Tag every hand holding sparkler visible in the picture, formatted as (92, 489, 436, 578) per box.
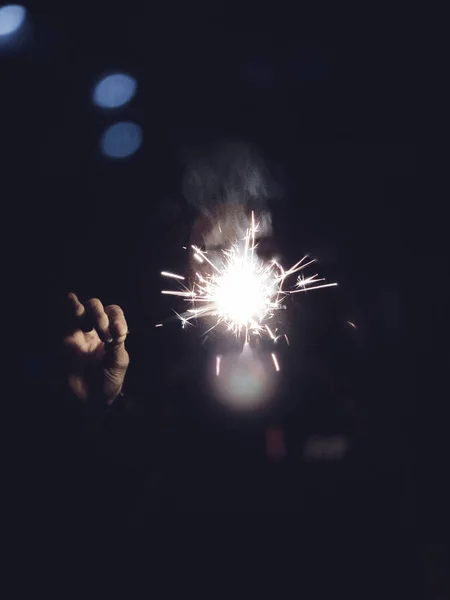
(64, 293, 129, 406)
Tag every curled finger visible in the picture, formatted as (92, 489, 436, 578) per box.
(105, 304, 128, 345)
(85, 298, 112, 343)
(67, 292, 88, 333)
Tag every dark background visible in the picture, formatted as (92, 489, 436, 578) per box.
(4, 1, 447, 595)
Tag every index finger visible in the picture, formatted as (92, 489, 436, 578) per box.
(68, 292, 86, 319)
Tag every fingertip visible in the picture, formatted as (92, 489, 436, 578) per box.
(68, 292, 82, 306)
(106, 334, 126, 349)
(110, 323, 128, 342)
(68, 292, 86, 319)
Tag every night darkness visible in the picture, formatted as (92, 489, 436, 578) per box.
(5, 2, 447, 595)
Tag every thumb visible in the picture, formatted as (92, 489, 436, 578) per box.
(104, 340, 130, 371)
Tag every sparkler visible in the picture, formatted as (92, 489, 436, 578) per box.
(161, 212, 337, 370)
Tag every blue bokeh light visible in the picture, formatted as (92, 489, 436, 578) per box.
(101, 122, 143, 159)
(93, 73, 137, 109)
(0, 4, 26, 36)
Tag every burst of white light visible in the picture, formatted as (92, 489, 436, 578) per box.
(161, 212, 337, 350)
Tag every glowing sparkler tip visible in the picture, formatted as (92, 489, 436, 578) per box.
(161, 211, 338, 369)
